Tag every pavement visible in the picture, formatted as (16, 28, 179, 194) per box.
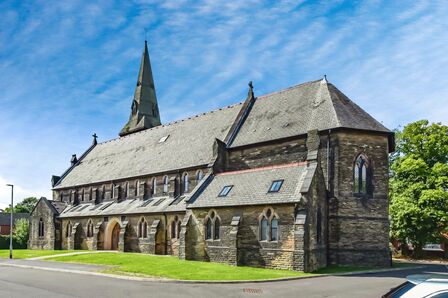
(0, 259, 447, 297)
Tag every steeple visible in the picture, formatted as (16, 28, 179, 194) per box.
(119, 41, 161, 136)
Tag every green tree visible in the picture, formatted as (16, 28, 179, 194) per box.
(4, 197, 38, 213)
(389, 120, 448, 257)
(13, 218, 29, 247)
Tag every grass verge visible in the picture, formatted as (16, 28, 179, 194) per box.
(48, 252, 314, 281)
(0, 249, 78, 259)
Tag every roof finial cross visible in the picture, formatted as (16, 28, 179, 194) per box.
(92, 133, 98, 145)
(248, 81, 254, 99)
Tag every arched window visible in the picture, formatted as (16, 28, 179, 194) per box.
(87, 220, 94, 237)
(171, 221, 176, 238)
(214, 217, 220, 240)
(152, 178, 157, 195)
(171, 215, 181, 239)
(204, 211, 220, 240)
(163, 176, 169, 193)
(183, 173, 189, 193)
(138, 217, 147, 238)
(38, 218, 44, 237)
(66, 221, 72, 238)
(354, 154, 369, 194)
(196, 170, 203, 182)
(259, 208, 279, 242)
(271, 218, 278, 241)
(316, 207, 322, 244)
(205, 218, 212, 240)
(260, 217, 268, 241)
(177, 221, 181, 238)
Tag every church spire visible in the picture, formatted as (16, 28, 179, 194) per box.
(119, 41, 161, 136)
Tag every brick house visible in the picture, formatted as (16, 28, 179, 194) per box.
(29, 41, 394, 272)
(0, 213, 29, 235)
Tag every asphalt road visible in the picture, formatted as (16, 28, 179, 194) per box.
(0, 263, 446, 298)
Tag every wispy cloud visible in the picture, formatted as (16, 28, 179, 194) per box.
(0, 0, 447, 207)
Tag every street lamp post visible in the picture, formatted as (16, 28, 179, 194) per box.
(6, 184, 13, 259)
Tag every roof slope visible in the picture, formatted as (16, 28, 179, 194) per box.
(55, 104, 242, 188)
(188, 163, 309, 208)
(0, 213, 30, 225)
(230, 79, 390, 147)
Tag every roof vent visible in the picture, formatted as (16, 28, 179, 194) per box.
(159, 135, 170, 143)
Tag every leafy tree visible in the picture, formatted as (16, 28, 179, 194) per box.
(389, 120, 448, 257)
(4, 197, 38, 213)
(13, 218, 29, 247)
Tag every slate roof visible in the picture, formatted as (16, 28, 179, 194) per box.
(55, 103, 242, 189)
(187, 163, 311, 208)
(0, 213, 30, 225)
(59, 196, 186, 218)
(230, 79, 390, 147)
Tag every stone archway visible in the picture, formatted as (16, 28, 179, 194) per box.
(111, 222, 120, 251)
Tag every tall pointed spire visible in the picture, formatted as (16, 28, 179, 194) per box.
(120, 41, 161, 136)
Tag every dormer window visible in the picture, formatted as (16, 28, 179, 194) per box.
(268, 180, 283, 193)
(218, 185, 233, 197)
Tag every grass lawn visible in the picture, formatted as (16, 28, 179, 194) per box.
(0, 249, 78, 259)
(48, 252, 315, 281)
(47, 252, 412, 281)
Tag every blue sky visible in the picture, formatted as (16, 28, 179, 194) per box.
(0, 0, 447, 208)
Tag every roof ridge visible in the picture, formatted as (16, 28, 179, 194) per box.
(97, 102, 244, 145)
(320, 79, 342, 127)
(256, 79, 323, 100)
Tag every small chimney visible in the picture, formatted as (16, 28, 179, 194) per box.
(71, 154, 78, 166)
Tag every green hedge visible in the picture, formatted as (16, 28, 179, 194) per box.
(0, 235, 27, 249)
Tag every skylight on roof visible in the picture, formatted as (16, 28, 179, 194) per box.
(268, 180, 284, 193)
(218, 185, 233, 197)
(159, 135, 170, 143)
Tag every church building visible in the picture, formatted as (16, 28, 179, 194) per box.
(28, 41, 394, 272)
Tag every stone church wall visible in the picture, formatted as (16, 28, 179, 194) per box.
(28, 200, 59, 250)
(328, 131, 391, 267)
(226, 138, 307, 171)
(190, 204, 306, 271)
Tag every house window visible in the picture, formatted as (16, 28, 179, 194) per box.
(268, 180, 284, 193)
(87, 220, 94, 237)
(259, 208, 279, 242)
(38, 218, 44, 237)
(152, 178, 157, 195)
(205, 211, 220, 240)
(196, 170, 204, 182)
(138, 217, 147, 238)
(354, 154, 370, 195)
(163, 176, 169, 193)
(218, 185, 233, 197)
(183, 173, 189, 194)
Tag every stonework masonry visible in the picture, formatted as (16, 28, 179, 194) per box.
(28, 42, 394, 272)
